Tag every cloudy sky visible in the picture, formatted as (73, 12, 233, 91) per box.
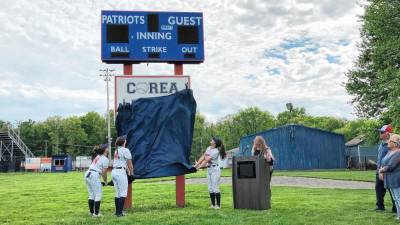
(0, 0, 364, 123)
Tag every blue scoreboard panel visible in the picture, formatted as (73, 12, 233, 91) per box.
(101, 11, 204, 63)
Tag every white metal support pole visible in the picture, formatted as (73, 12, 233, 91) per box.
(100, 69, 115, 163)
(106, 76, 111, 160)
(44, 140, 48, 157)
(0, 141, 3, 161)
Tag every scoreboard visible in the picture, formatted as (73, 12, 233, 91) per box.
(101, 11, 204, 63)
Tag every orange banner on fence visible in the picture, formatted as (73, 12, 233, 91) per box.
(40, 158, 51, 164)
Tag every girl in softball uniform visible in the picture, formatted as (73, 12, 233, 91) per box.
(194, 137, 226, 209)
(111, 135, 134, 217)
(84, 144, 109, 217)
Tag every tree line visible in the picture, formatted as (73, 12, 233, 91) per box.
(0, 106, 389, 162)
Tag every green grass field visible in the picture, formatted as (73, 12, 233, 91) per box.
(0, 171, 396, 225)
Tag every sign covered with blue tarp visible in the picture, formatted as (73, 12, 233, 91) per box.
(116, 89, 197, 178)
(101, 11, 204, 63)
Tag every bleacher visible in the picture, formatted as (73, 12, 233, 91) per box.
(0, 124, 34, 172)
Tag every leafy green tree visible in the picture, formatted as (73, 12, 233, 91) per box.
(60, 117, 88, 155)
(80, 112, 107, 147)
(43, 116, 64, 155)
(191, 114, 210, 161)
(18, 120, 42, 156)
(334, 119, 380, 145)
(299, 116, 346, 132)
(276, 107, 346, 133)
(345, 0, 400, 128)
(0, 120, 6, 131)
(380, 101, 400, 134)
(214, 107, 275, 150)
(276, 107, 307, 126)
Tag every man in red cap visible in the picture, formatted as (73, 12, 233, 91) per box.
(374, 124, 396, 212)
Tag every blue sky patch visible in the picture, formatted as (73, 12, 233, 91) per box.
(245, 74, 257, 81)
(264, 48, 287, 61)
(304, 44, 320, 53)
(338, 39, 351, 46)
(267, 68, 280, 75)
(265, 37, 319, 62)
(326, 54, 340, 64)
(280, 37, 312, 50)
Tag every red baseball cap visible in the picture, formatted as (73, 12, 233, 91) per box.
(378, 124, 393, 133)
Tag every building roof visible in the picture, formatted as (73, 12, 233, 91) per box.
(240, 124, 344, 141)
(345, 136, 364, 147)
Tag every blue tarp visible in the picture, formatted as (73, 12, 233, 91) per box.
(116, 89, 197, 178)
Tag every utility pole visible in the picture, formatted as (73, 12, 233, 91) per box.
(44, 140, 48, 157)
(100, 68, 115, 163)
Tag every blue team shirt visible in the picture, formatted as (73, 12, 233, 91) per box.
(377, 141, 389, 169)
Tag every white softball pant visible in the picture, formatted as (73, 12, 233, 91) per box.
(84, 171, 102, 201)
(207, 166, 221, 193)
(112, 168, 128, 198)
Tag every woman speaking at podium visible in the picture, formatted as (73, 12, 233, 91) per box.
(252, 136, 275, 182)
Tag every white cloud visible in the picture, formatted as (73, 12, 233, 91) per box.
(0, 0, 362, 122)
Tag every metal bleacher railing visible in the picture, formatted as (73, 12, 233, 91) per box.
(5, 124, 34, 158)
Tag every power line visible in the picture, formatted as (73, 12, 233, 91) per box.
(24, 142, 94, 148)
(54, 143, 94, 148)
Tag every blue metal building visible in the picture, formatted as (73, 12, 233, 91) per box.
(239, 125, 346, 170)
(51, 155, 74, 172)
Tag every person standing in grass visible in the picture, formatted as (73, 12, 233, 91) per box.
(194, 137, 226, 209)
(111, 135, 134, 217)
(374, 124, 396, 212)
(252, 136, 275, 182)
(84, 144, 109, 217)
(379, 134, 400, 220)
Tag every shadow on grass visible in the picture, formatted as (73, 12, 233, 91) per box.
(125, 202, 196, 213)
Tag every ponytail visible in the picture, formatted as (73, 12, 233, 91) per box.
(91, 145, 100, 161)
(91, 143, 108, 160)
(212, 137, 226, 159)
(115, 136, 126, 148)
(219, 143, 226, 159)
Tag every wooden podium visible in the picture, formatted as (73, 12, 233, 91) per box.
(232, 155, 271, 210)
